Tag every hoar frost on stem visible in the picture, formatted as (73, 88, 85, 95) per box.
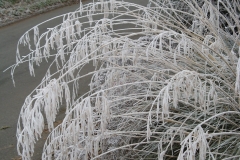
(8, 0, 240, 159)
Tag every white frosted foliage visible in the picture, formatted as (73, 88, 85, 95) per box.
(8, 0, 240, 159)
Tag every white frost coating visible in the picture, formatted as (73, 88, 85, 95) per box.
(235, 58, 240, 94)
(8, 0, 240, 159)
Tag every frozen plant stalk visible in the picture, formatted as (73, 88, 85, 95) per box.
(8, 0, 240, 159)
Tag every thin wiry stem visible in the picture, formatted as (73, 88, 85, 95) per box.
(9, 0, 240, 159)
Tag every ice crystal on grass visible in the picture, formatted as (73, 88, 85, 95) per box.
(8, 0, 240, 159)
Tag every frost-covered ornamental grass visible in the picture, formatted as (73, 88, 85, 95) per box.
(8, 0, 240, 159)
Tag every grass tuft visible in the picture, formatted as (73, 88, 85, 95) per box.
(8, 0, 240, 159)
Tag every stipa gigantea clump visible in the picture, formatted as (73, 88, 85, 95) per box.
(7, 0, 240, 159)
